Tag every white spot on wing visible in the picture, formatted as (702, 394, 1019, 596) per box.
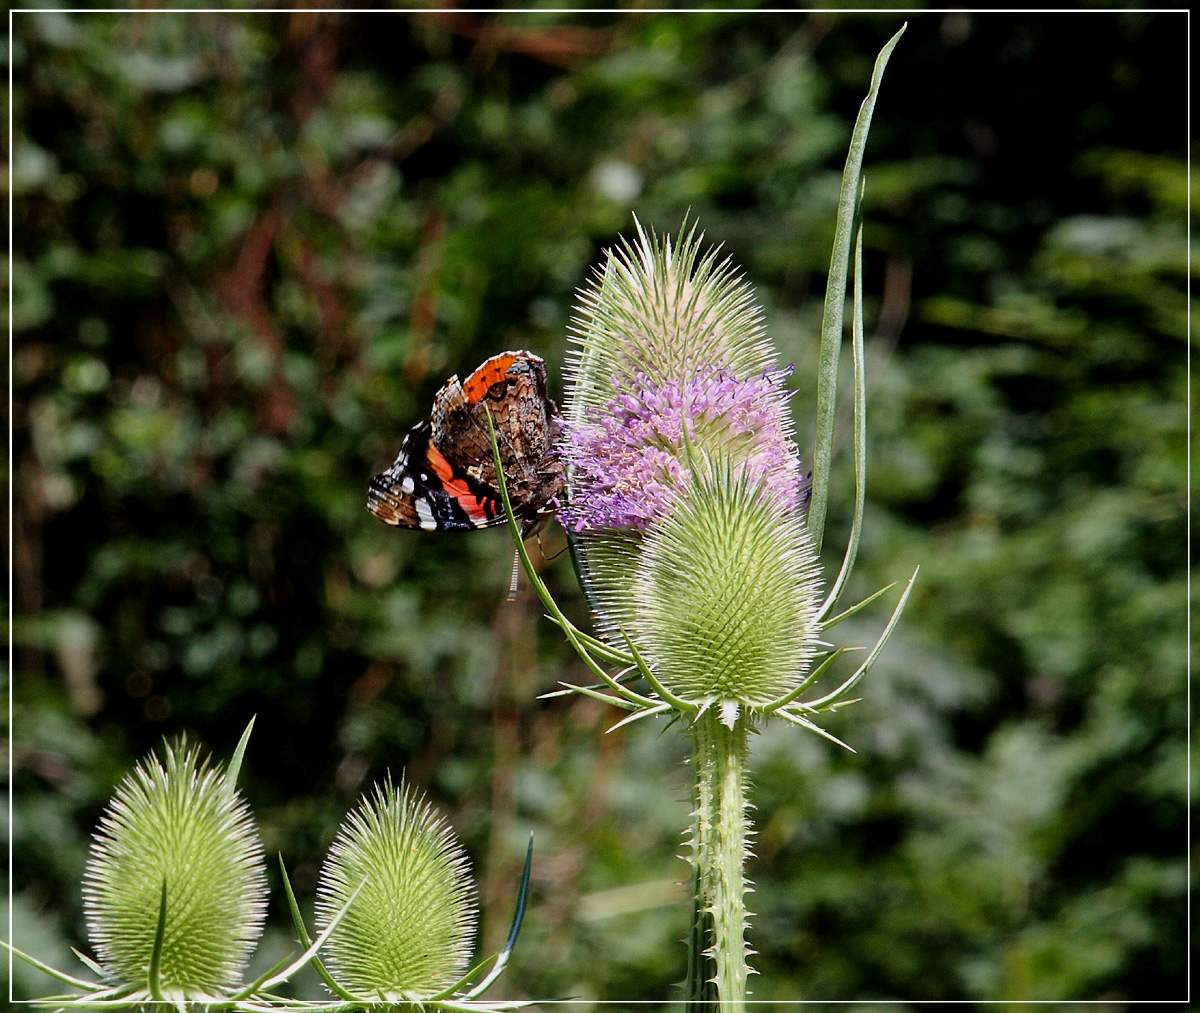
(401, 476, 415, 494)
(415, 499, 437, 530)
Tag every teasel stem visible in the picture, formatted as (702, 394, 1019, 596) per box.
(691, 709, 751, 1010)
(686, 731, 717, 1011)
(684, 861, 716, 1010)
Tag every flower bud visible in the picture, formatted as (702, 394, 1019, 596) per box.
(316, 778, 477, 999)
(82, 739, 267, 996)
(629, 467, 823, 708)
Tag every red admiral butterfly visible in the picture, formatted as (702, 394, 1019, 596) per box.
(368, 350, 565, 538)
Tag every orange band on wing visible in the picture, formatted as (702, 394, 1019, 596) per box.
(456, 495, 493, 524)
(425, 444, 473, 497)
(462, 351, 520, 402)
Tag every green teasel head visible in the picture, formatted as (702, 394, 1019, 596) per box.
(81, 735, 268, 998)
(630, 463, 823, 712)
(315, 776, 478, 1000)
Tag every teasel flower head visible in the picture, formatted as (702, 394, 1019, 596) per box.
(558, 220, 828, 721)
(315, 777, 478, 1000)
(81, 733, 268, 999)
(487, 217, 916, 741)
(496, 31, 911, 1008)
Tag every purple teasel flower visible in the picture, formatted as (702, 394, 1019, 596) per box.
(560, 365, 810, 533)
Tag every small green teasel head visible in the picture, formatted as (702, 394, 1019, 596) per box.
(315, 776, 478, 1000)
(289, 772, 535, 1011)
(3, 721, 355, 1007)
(82, 728, 268, 1001)
(628, 462, 823, 712)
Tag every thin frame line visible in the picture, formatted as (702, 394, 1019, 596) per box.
(5, 7, 1196, 13)
(8, 4, 16, 1004)
(1185, 7, 1192, 1008)
(2, 5, 1190, 1003)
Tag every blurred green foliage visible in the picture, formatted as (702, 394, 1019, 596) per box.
(6, 9, 1188, 1005)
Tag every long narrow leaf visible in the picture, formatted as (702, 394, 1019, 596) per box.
(259, 878, 368, 992)
(558, 620, 658, 709)
(229, 953, 296, 1003)
(617, 625, 694, 712)
(505, 835, 535, 958)
(278, 854, 314, 948)
(224, 716, 255, 790)
(537, 665, 637, 698)
(763, 646, 852, 714)
(462, 836, 534, 1000)
(483, 408, 578, 632)
(274, 856, 357, 1001)
(605, 701, 673, 733)
(485, 409, 657, 710)
(427, 953, 499, 1002)
(775, 707, 856, 753)
(820, 580, 896, 631)
(69, 948, 112, 983)
(545, 616, 633, 665)
(818, 218, 868, 621)
(539, 681, 638, 710)
(807, 24, 906, 553)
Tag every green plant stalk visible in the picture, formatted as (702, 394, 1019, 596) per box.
(691, 710, 750, 1010)
(684, 862, 716, 1010)
(686, 720, 718, 1010)
(807, 23, 905, 554)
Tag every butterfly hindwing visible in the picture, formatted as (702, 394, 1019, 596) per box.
(368, 350, 565, 536)
(367, 421, 505, 531)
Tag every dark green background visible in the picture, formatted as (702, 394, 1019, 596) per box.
(7, 9, 1189, 1005)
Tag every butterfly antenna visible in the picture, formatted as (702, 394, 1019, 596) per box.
(507, 548, 521, 602)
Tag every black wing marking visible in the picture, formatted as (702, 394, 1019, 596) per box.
(367, 421, 506, 531)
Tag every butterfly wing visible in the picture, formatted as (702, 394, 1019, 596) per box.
(367, 421, 506, 531)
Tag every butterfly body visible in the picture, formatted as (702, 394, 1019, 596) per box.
(368, 351, 564, 537)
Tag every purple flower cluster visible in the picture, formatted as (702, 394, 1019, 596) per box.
(560, 366, 806, 533)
